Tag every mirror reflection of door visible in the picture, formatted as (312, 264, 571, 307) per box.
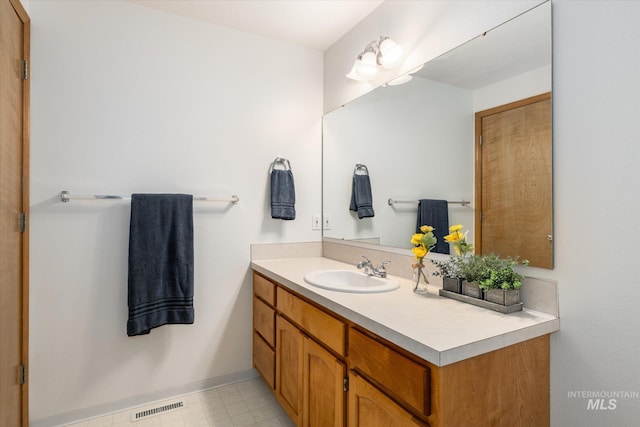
(474, 93, 552, 268)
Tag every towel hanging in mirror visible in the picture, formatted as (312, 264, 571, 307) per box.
(350, 163, 374, 218)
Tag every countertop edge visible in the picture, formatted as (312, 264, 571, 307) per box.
(251, 259, 559, 367)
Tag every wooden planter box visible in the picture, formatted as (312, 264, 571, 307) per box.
(442, 277, 462, 294)
(438, 289, 523, 314)
(462, 280, 483, 299)
(485, 289, 520, 306)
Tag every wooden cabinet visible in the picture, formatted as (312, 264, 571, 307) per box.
(253, 274, 276, 388)
(274, 314, 346, 427)
(348, 371, 426, 427)
(253, 271, 551, 427)
(302, 336, 345, 427)
(255, 273, 346, 427)
(277, 287, 345, 356)
(275, 315, 304, 425)
(349, 328, 430, 417)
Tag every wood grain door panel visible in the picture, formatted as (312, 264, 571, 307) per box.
(1, 1, 29, 425)
(476, 93, 552, 268)
(302, 337, 345, 427)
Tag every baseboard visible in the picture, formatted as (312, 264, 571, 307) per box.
(30, 369, 259, 427)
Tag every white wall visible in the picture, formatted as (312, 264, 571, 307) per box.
(324, 0, 640, 425)
(473, 64, 552, 111)
(551, 1, 640, 424)
(29, 0, 322, 421)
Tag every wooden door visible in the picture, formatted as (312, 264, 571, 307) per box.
(347, 372, 425, 427)
(475, 93, 552, 268)
(302, 337, 345, 427)
(275, 315, 303, 426)
(0, 0, 30, 425)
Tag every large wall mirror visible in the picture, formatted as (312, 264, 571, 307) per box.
(322, 1, 552, 268)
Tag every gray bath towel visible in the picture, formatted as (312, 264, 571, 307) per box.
(271, 169, 296, 220)
(350, 175, 375, 219)
(416, 199, 450, 254)
(127, 194, 194, 336)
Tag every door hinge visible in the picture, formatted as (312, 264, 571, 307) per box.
(19, 364, 27, 385)
(19, 212, 27, 233)
(21, 60, 29, 80)
(479, 134, 483, 146)
(343, 376, 349, 392)
(479, 212, 483, 222)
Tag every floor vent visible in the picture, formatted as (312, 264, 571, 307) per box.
(130, 400, 186, 422)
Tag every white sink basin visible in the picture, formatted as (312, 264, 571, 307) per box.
(303, 270, 400, 293)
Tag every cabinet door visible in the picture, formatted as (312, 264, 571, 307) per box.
(276, 315, 303, 426)
(348, 372, 426, 427)
(253, 332, 275, 389)
(303, 337, 345, 427)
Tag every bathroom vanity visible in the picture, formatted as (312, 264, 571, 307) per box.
(251, 257, 558, 427)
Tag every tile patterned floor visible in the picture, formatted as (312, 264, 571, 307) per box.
(65, 378, 295, 427)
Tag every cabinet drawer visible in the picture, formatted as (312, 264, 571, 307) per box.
(277, 287, 346, 356)
(254, 296, 275, 347)
(254, 272, 276, 306)
(348, 371, 427, 427)
(349, 328, 430, 416)
(253, 332, 275, 389)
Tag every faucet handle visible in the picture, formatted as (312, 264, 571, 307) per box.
(375, 260, 390, 278)
(378, 260, 391, 270)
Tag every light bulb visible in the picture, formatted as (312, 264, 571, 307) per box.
(379, 38, 403, 69)
(346, 59, 368, 81)
(356, 51, 379, 80)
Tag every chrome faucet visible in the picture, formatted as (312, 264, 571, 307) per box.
(356, 256, 390, 278)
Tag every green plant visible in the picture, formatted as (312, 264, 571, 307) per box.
(459, 254, 490, 283)
(432, 224, 474, 279)
(476, 254, 529, 291)
(431, 256, 463, 279)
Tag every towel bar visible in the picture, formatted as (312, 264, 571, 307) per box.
(270, 156, 291, 172)
(353, 163, 369, 175)
(60, 191, 239, 204)
(388, 198, 470, 207)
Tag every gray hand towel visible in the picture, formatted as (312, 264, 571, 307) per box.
(271, 169, 296, 220)
(350, 174, 375, 219)
(127, 194, 194, 336)
(417, 199, 450, 254)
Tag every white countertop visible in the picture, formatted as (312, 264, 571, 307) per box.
(251, 257, 559, 367)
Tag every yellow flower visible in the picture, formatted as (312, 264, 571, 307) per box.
(412, 246, 427, 259)
(420, 225, 434, 233)
(411, 233, 423, 245)
(444, 225, 474, 257)
(444, 232, 462, 243)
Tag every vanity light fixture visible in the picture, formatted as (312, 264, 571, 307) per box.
(346, 36, 404, 82)
(384, 64, 425, 87)
(386, 74, 412, 86)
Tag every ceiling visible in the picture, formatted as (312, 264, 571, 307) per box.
(129, 0, 384, 52)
